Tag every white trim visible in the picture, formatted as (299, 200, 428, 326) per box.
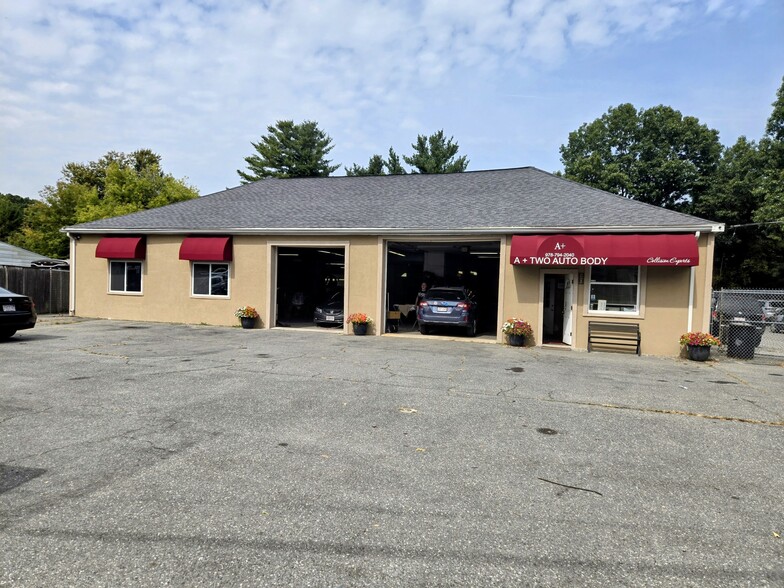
(266, 244, 275, 330)
(68, 234, 76, 315)
(62, 224, 725, 236)
(583, 266, 646, 318)
(267, 241, 350, 334)
(496, 237, 508, 344)
(382, 237, 504, 339)
(687, 266, 695, 332)
(190, 262, 231, 299)
(538, 269, 577, 349)
(107, 260, 144, 295)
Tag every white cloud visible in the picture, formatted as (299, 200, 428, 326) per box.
(0, 0, 775, 197)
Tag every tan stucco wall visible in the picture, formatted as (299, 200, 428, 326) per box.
(73, 231, 717, 355)
(73, 234, 268, 326)
(345, 236, 382, 335)
(72, 234, 383, 333)
(499, 233, 717, 356)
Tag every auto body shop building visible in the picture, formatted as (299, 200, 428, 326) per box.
(64, 167, 723, 356)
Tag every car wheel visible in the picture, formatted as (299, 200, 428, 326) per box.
(419, 324, 429, 335)
(0, 329, 17, 340)
(466, 319, 477, 337)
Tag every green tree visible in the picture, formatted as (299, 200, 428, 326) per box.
(346, 133, 467, 176)
(385, 147, 407, 175)
(693, 137, 772, 286)
(10, 182, 91, 258)
(690, 78, 784, 287)
(403, 130, 469, 174)
(345, 148, 409, 176)
(345, 154, 386, 177)
(754, 77, 784, 232)
(8, 150, 198, 258)
(560, 104, 722, 210)
(0, 193, 35, 241)
(76, 163, 198, 223)
(238, 120, 339, 182)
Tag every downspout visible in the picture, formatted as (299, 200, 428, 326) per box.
(68, 233, 76, 316)
(687, 231, 699, 332)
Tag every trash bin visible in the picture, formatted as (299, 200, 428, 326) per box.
(725, 322, 760, 359)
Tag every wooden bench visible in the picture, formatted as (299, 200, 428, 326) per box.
(588, 321, 641, 355)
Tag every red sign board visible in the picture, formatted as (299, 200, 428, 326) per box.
(510, 234, 698, 266)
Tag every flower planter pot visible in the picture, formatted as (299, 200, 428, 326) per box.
(687, 344, 711, 361)
(352, 323, 368, 336)
(240, 316, 256, 329)
(507, 334, 525, 347)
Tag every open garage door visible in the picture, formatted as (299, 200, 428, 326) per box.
(385, 241, 501, 337)
(275, 246, 345, 329)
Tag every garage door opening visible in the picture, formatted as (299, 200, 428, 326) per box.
(385, 241, 500, 337)
(274, 247, 345, 329)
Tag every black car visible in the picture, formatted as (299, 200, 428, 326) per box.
(417, 286, 478, 336)
(313, 290, 344, 327)
(0, 287, 37, 340)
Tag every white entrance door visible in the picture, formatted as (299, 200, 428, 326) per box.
(562, 275, 573, 345)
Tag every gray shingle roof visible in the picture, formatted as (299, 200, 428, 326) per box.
(64, 167, 721, 234)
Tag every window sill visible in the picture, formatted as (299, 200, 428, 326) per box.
(108, 291, 144, 296)
(584, 311, 641, 319)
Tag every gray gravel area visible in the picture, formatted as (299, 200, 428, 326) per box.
(1, 319, 783, 586)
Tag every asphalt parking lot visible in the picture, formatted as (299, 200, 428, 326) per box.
(2, 319, 783, 586)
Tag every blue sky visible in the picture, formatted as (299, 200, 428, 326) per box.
(1, 0, 782, 199)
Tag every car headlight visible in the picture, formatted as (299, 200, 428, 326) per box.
(315, 307, 323, 313)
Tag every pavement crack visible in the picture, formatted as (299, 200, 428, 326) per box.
(737, 396, 783, 419)
(538, 477, 603, 496)
(0, 406, 52, 426)
(77, 346, 130, 363)
(542, 398, 784, 427)
(496, 381, 519, 397)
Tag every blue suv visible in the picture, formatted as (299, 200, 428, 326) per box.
(417, 287, 478, 337)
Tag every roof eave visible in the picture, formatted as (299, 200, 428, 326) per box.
(64, 223, 724, 236)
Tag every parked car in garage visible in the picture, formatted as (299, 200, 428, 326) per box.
(417, 286, 478, 336)
(313, 290, 344, 327)
(0, 287, 37, 340)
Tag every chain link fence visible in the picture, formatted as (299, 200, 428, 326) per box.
(711, 289, 784, 360)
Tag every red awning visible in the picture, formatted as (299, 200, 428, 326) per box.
(179, 237, 232, 261)
(95, 237, 146, 259)
(509, 234, 698, 267)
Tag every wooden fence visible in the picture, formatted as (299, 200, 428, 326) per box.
(1, 266, 70, 314)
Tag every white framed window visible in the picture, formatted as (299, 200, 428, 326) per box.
(109, 261, 143, 294)
(588, 266, 640, 314)
(192, 263, 229, 297)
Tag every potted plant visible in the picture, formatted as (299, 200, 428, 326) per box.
(346, 313, 372, 335)
(502, 318, 533, 346)
(679, 331, 720, 361)
(235, 306, 259, 329)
